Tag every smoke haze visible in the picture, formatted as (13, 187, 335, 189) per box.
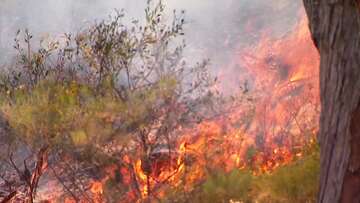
(0, 0, 304, 86)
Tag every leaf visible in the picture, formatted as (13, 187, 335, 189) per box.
(71, 130, 88, 146)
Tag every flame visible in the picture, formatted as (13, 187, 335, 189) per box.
(135, 160, 147, 182)
(133, 141, 188, 198)
(133, 11, 319, 195)
(41, 8, 320, 203)
(84, 12, 320, 201)
(90, 181, 103, 195)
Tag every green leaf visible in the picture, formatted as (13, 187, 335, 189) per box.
(71, 130, 88, 146)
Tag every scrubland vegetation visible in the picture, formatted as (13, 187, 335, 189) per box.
(0, 1, 319, 202)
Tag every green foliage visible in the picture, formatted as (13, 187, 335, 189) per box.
(199, 170, 253, 203)
(0, 76, 179, 153)
(245, 145, 257, 161)
(255, 146, 320, 202)
(2, 81, 97, 149)
(71, 130, 88, 146)
(0, 0, 216, 169)
(178, 146, 319, 203)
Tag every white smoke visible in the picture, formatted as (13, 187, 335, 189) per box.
(0, 0, 303, 81)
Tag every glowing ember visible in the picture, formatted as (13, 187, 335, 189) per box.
(90, 181, 103, 195)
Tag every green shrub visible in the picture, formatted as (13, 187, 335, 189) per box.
(169, 145, 319, 203)
(255, 146, 319, 202)
(200, 170, 253, 203)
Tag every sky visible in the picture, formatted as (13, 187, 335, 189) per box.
(0, 0, 304, 85)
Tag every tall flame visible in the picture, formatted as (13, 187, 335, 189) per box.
(132, 10, 319, 199)
(50, 9, 319, 203)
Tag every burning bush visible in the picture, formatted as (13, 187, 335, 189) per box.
(0, 1, 217, 201)
(163, 144, 319, 203)
(0, 1, 320, 202)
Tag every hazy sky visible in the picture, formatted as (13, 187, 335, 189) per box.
(0, 0, 304, 80)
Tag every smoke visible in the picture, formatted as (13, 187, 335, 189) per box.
(0, 0, 303, 84)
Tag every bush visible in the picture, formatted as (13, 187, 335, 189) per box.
(0, 1, 217, 201)
(177, 145, 319, 203)
(255, 145, 319, 202)
(199, 170, 253, 203)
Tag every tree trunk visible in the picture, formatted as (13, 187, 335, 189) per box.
(303, 0, 360, 202)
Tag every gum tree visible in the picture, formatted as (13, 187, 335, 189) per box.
(303, 0, 360, 202)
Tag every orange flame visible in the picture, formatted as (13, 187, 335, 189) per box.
(90, 181, 103, 195)
(46, 9, 320, 203)
(96, 11, 319, 202)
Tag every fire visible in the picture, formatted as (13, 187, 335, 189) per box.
(133, 141, 187, 198)
(64, 198, 77, 203)
(90, 181, 103, 195)
(131, 10, 319, 199)
(135, 160, 148, 182)
(46, 9, 319, 203)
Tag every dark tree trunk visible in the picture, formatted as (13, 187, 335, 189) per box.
(303, 0, 360, 202)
